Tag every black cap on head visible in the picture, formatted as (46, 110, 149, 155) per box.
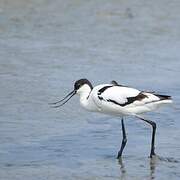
(74, 79, 93, 90)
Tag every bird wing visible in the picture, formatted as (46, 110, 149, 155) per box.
(90, 84, 172, 115)
(91, 85, 141, 108)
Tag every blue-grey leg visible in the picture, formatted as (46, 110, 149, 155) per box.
(117, 118, 127, 159)
(138, 117, 156, 158)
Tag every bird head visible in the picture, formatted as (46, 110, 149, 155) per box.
(49, 79, 93, 107)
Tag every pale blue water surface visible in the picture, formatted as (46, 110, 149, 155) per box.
(0, 0, 180, 179)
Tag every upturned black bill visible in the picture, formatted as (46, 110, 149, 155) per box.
(49, 90, 76, 108)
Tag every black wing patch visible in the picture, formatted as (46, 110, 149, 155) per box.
(111, 80, 126, 87)
(123, 93, 147, 106)
(111, 80, 119, 85)
(107, 99, 123, 106)
(99, 92, 147, 107)
(98, 83, 126, 96)
(98, 96, 103, 100)
(98, 86, 113, 95)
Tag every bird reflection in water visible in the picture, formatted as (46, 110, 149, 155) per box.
(117, 156, 158, 180)
(149, 156, 157, 179)
(118, 158, 126, 180)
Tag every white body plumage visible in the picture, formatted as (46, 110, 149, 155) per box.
(77, 83, 172, 117)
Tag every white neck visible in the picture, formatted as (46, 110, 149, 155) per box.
(76, 84, 93, 110)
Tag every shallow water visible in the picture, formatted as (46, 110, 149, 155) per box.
(0, 0, 180, 179)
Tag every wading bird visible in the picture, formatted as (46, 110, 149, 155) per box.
(50, 79, 172, 158)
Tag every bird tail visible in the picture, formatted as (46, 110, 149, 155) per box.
(154, 94, 173, 105)
(153, 94, 172, 101)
